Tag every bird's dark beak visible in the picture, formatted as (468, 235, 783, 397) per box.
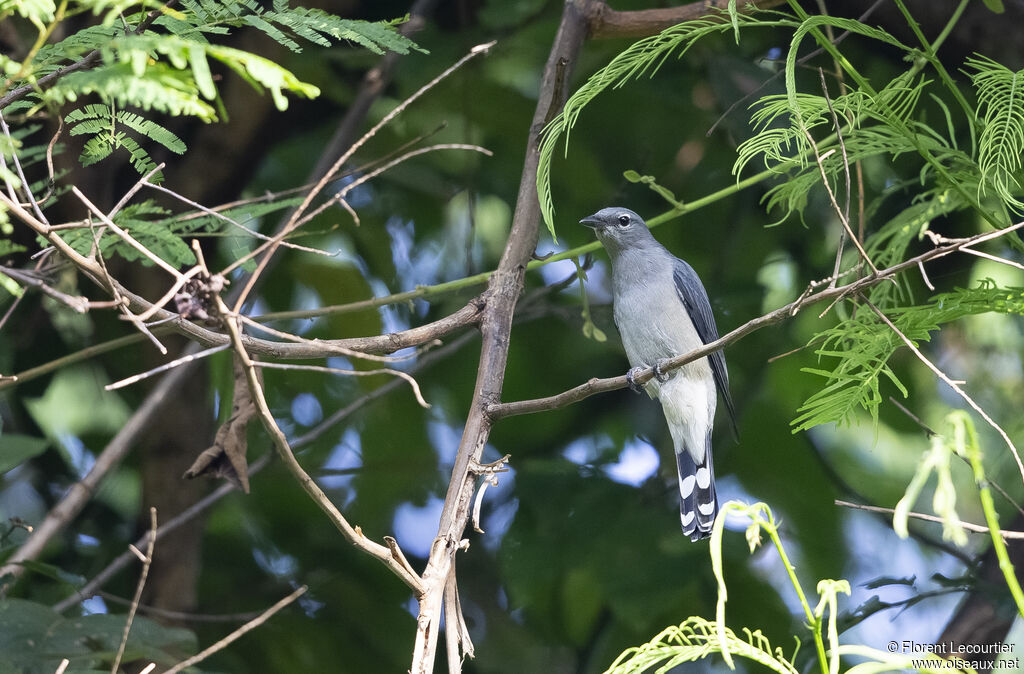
(579, 214, 602, 229)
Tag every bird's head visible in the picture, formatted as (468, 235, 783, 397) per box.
(579, 207, 656, 255)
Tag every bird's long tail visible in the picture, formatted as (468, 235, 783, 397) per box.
(676, 431, 717, 541)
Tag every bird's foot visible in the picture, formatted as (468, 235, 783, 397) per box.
(626, 367, 646, 394)
(654, 359, 672, 382)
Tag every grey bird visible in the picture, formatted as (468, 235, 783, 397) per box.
(580, 207, 737, 541)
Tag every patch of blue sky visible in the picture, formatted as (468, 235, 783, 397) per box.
(319, 428, 362, 506)
(603, 437, 660, 487)
(291, 392, 323, 427)
(253, 546, 299, 578)
(840, 510, 965, 656)
(82, 596, 108, 615)
(57, 432, 93, 479)
(392, 496, 445, 559)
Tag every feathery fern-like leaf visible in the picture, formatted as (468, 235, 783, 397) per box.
(66, 103, 186, 176)
(605, 617, 799, 674)
(792, 281, 1024, 432)
(46, 62, 217, 119)
(536, 10, 801, 239)
(967, 55, 1024, 210)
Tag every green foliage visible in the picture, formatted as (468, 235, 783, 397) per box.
(67, 103, 185, 178)
(43, 60, 219, 120)
(893, 413, 970, 546)
(0, 0, 56, 28)
(0, 434, 48, 475)
(604, 617, 799, 674)
(609, 501, 961, 674)
(792, 282, 1024, 433)
(0, 598, 197, 673)
(169, 0, 421, 55)
(967, 55, 1024, 210)
(6, 0, 421, 175)
(540, 4, 1024, 235)
(536, 10, 801, 239)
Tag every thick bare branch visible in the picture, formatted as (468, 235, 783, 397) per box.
(586, 0, 787, 39)
(410, 2, 593, 671)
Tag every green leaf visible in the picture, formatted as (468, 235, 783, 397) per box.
(0, 0, 56, 27)
(0, 434, 48, 474)
(0, 599, 197, 673)
(536, 12, 800, 239)
(792, 282, 1024, 432)
(23, 366, 131, 441)
(966, 55, 1024, 210)
(207, 43, 319, 110)
(13, 561, 86, 588)
(47, 62, 218, 120)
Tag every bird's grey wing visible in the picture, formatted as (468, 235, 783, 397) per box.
(672, 259, 738, 438)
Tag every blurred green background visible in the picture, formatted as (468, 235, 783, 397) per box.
(2, 0, 1023, 672)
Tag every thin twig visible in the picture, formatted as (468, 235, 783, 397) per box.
(86, 220, 168, 354)
(110, 507, 157, 674)
(72, 186, 184, 280)
(254, 361, 430, 409)
(888, 396, 937, 436)
(0, 110, 48, 224)
(107, 164, 165, 220)
(39, 115, 63, 205)
(294, 143, 493, 229)
(227, 41, 497, 307)
(835, 500, 1024, 540)
(819, 68, 852, 287)
(144, 180, 333, 256)
(106, 343, 231, 391)
(959, 246, 1024, 272)
(799, 114, 877, 275)
(215, 295, 425, 594)
(97, 591, 265, 623)
(162, 585, 308, 674)
(0, 266, 89, 313)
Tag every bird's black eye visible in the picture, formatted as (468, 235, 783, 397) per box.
(617, 214, 630, 227)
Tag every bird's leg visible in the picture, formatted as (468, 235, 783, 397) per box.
(653, 359, 671, 382)
(626, 367, 646, 394)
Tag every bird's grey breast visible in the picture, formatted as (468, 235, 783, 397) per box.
(610, 249, 708, 378)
